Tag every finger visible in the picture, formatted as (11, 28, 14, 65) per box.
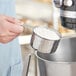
(9, 24, 24, 34)
(0, 34, 19, 43)
(4, 19, 24, 34)
(5, 16, 16, 24)
(5, 16, 23, 25)
(0, 36, 12, 43)
(0, 31, 17, 37)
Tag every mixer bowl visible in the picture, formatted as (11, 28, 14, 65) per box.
(35, 37, 76, 76)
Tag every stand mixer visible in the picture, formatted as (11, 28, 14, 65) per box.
(31, 0, 76, 76)
(25, 0, 76, 76)
(54, 0, 76, 30)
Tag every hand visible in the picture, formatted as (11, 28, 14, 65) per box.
(0, 15, 23, 43)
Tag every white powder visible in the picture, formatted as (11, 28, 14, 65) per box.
(34, 27, 61, 40)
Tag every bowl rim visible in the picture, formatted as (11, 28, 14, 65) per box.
(35, 51, 76, 64)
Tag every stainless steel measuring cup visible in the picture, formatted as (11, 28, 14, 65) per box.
(30, 26, 62, 53)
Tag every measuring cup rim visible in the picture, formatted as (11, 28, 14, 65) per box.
(33, 26, 62, 41)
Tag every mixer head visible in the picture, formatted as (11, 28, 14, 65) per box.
(54, 0, 76, 30)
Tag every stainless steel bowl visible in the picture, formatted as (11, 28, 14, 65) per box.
(35, 37, 76, 76)
(30, 26, 61, 53)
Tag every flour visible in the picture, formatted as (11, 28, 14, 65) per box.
(34, 27, 61, 40)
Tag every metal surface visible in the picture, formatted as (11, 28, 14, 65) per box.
(64, 0, 73, 7)
(35, 37, 76, 76)
(30, 26, 61, 53)
(54, 0, 63, 8)
(54, 0, 76, 29)
(60, 10, 76, 18)
(54, 0, 73, 8)
(26, 55, 31, 76)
